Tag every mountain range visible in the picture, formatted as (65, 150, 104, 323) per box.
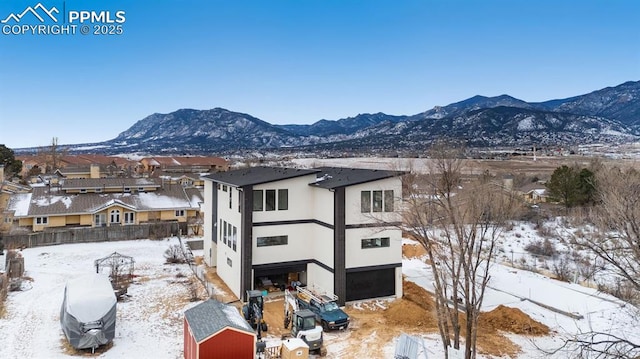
(67, 80, 640, 155)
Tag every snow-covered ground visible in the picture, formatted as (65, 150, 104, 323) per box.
(0, 238, 198, 359)
(1, 225, 638, 359)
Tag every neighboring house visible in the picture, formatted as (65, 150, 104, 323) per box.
(5, 178, 202, 232)
(138, 156, 228, 175)
(154, 171, 206, 188)
(518, 182, 548, 204)
(202, 166, 404, 305)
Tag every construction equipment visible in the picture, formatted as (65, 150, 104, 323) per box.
(242, 290, 269, 333)
(283, 289, 326, 356)
(295, 286, 350, 330)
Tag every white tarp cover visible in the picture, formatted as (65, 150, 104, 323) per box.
(60, 274, 117, 350)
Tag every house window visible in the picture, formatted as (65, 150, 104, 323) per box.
(35, 217, 48, 225)
(95, 188, 102, 193)
(278, 189, 288, 210)
(361, 191, 371, 212)
(79, 189, 87, 193)
(175, 210, 185, 217)
(265, 190, 276, 211)
(232, 226, 237, 251)
(372, 190, 383, 212)
(361, 237, 390, 249)
(223, 220, 228, 245)
(229, 189, 232, 209)
(4, 217, 12, 223)
(110, 209, 121, 224)
(138, 187, 145, 192)
(384, 190, 394, 212)
(253, 190, 263, 211)
(361, 190, 394, 213)
(257, 235, 288, 247)
(123, 187, 131, 193)
(227, 257, 232, 267)
(222, 185, 228, 192)
(253, 189, 288, 212)
(227, 222, 232, 248)
(124, 212, 135, 224)
(95, 214, 106, 226)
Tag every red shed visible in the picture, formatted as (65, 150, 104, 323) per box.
(184, 299, 256, 359)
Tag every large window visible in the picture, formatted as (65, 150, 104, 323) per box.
(265, 190, 276, 211)
(110, 209, 121, 224)
(220, 219, 238, 252)
(257, 235, 288, 247)
(361, 237, 390, 249)
(253, 189, 288, 212)
(95, 214, 106, 226)
(278, 189, 288, 210)
(175, 209, 185, 217)
(229, 189, 233, 209)
(35, 217, 48, 225)
(124, 212, 135, 224)
(361, 190, 394, 213)
(384, 190, 394, 212)
(253, 190, 263, 211)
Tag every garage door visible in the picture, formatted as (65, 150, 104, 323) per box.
(345, 268, 395, 301)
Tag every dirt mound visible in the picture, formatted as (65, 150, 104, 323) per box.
(402, 280, 434, 311)
(384, 299, 438, 329)
(402, 243, 427, 259)
(479, 305, 549, 335)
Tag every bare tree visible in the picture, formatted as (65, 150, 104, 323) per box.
(556, 165, 640, 358)
(401, 143, 521, 359)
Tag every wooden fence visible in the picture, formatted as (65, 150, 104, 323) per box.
(0, 222, 187, 249)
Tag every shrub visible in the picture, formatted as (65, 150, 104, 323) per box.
(524, 239, 558, 258)
(164, 244, 186, 264)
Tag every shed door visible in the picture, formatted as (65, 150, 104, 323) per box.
(345, 268, 395, 301)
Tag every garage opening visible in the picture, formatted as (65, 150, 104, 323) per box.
(345, 267, 395, 301)
(253, 262, 307, 294)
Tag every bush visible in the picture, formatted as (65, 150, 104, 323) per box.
(164, 244, 186, 264)
(524, 239, 559, 258)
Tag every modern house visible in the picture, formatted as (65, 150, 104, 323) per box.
(202, 166, 404, 305)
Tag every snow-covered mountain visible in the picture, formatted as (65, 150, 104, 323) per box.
(67, 80, 640, 155)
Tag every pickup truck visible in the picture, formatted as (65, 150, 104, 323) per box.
(295, 295, 350, 331)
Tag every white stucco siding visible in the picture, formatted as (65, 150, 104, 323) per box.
(203, 180, 215, 266)
(310, 187, 335, 226)
(252, 175, 318, 223)
(216, 185, 243, 300)
(395, 267, 403, 299)
(344, 177, 402, 225)
(344, 228, 402, 269)
(311, 225, 334, 269)
(217, 242, 242, 299)
(306, 263, 334, 295)
(252, 223, 315, 265)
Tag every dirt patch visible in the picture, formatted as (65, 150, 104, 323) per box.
(402, 280, 434, 311)
(384, 299, 438, 329)
(479, 305, 550, 336)
(203, 266, 239, 304)
(402, 243, 427, 259)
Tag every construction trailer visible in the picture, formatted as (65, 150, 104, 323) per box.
(60, 274, 117, 351)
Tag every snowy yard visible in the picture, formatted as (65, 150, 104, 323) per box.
(1, 226, 638, 359)
(0, 238, 199, 359)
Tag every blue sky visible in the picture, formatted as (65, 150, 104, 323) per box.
(1, 0, 638, 148)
